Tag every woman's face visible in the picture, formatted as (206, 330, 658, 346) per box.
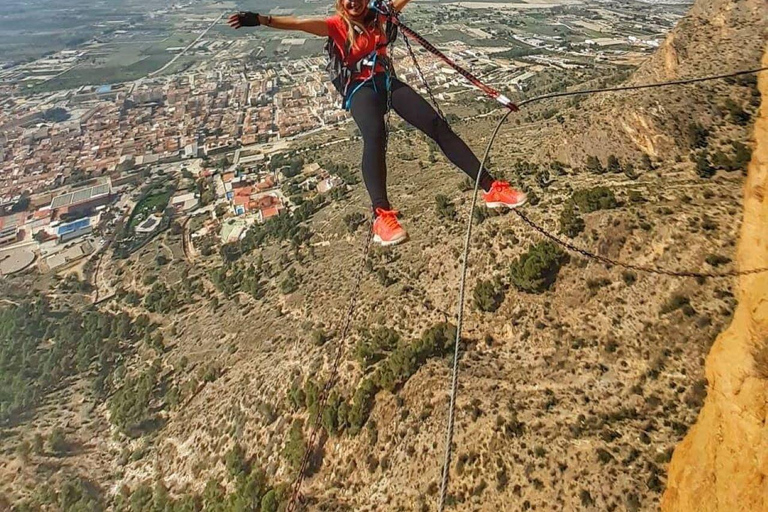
(343, 0, 368, 19)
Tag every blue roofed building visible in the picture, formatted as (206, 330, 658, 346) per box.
(56, 217, 91, 243)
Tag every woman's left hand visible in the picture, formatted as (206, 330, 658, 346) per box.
(227, 12, 260, 29)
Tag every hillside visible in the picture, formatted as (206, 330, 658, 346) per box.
(661, 48, 768, 512)
(537, 0, 767, 166)
(1, 1, 766, 511)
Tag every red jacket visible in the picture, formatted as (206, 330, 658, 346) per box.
(326, 14, 390, 81)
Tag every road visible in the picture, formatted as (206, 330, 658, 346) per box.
(148, 12, 226, 78)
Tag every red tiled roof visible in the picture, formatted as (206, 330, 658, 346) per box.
(261, 206, 280, 219)
(234, 186, 253, 197)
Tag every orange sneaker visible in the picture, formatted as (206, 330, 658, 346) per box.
(373, 208, 407, 246)
(483, 181, 527, 209)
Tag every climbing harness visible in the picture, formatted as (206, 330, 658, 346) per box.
(324, 5, 398, 110)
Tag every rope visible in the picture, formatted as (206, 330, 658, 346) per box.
(514, 209, 768, 278)
(286, 218, 374, 512)
(517, 67, 768, 107)
(438, 113, 508, 512)
(389, 16, 518, 111)
(402, 32, 447, 121)
(432, 65, 768, 510)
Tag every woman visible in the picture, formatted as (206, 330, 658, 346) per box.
(228, 0, 526, 246)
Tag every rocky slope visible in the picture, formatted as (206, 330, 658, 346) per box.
(661, 49, 768, 512)
(2, 1, 766, 511)
(538, 0, 768, 165)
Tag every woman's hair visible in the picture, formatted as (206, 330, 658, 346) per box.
(334, 0, 383, 47)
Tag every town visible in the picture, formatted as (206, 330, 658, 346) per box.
(0, 0, 687, 279)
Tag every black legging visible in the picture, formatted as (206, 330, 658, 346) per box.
(348, 74, 496, 211)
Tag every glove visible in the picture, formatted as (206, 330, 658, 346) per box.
(239, 11, 261, 26)
(228, 11, 260, 29)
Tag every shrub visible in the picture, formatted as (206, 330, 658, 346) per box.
(628, 190, 646, 203)
(282, 419, 306, 471)
(641, 154, 654, 171)
(287, 384, 305, 411)
(705, 254, 731, 267)
(260, 490, 278, 512)
(473, 279, 504, 312)
(108, 367, 159, 435)
(607, 155, 622, 173)
(311, 329, 328, 346)
(585, 156, 603, 174)
(348, 378, 378, 434)
(280, 268, 299, 294)
(724, 98, 750, 125)
(321, 392, 343, 435)
(621, 271, 637, 286)
(571, 187, 617, 213)
(343, 212, 366, 233)
(225, 443, 250, 479)
(48, 427, 68, 455)
(559, 201, 584, 238)
(660, 294, 695, 316)
(435, 194, 456, 220)
(732, 141, 752, 172)
(509, 242, 569, 293)
(696, 151, 715, 178)
(356, 327, 399, 370)
(688, 122, 709, 149)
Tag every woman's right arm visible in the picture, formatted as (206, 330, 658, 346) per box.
(261, 16, 329, 37)
(228, 12, 328, 37)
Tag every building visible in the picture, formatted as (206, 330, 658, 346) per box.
(136, 215, 162, 234)
(50, 181, 112, 219)
(0, 225, 18, 246)
(171, 192, 199, 212)
(45, 241, 92, 271)
(317, 176, 344, 194)
(56, 217, 92, 243)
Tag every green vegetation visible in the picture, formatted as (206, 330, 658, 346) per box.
(695, 151, 715, 179)
(225, 197, 324, 261)
(711, 142, 752, 173)
(509, 241, 569, 293)
(282, 419, 307, 472)
(15, 476, 103, 512)
(108, 453, 284, 512)
(705, 254, 731, 267)
(323, 161, 360, 185)
(270, 153, 304, 178)
(143, 282, 179, 314)
(355, 327, 400, 370)
(0, 298, 143, 424)
(343, 212, 367, 233)
(688, 122, 709, 149)
(108, 362, 160, 436)
(559, 201, 585, 238)
(280, 268, 300, 294)
(48, 427, 69, 455)
(586, 156, 603, 174)
(293, 323, 456, 436)
(473, 279, 505, 313)
(129, 189, 173, 230)
(435, 194, 457, 220)
(660, 294, 696, 316)
(571, 187, 617, 213)
(723, 98, 750, 126)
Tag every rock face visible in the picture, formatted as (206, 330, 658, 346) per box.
(661, 50, 768, 512)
